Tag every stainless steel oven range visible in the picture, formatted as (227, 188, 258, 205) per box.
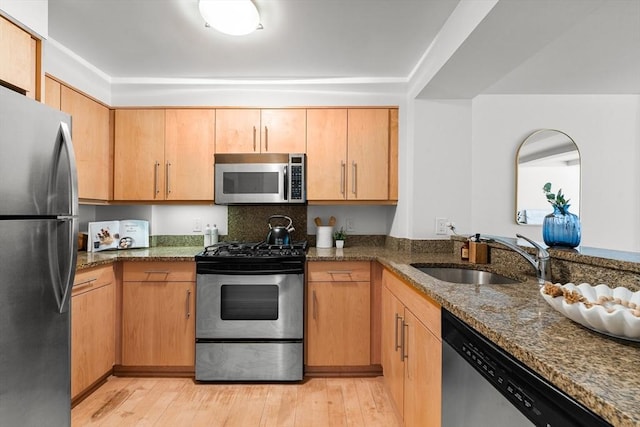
(194, 241, 307, 382)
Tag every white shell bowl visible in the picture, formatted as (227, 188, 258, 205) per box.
(540, 283, 640, 341)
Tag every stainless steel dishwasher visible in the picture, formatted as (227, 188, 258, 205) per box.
(441, 309, 611, 427)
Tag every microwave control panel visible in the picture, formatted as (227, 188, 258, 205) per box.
(288, 154, 306, 203)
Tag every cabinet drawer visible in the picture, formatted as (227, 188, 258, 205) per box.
(73, 265, 115, 296)
(123, 261, 196, 282)
(308, 261, 370, 282)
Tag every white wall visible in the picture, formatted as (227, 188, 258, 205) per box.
(409, 99, 473, 239)
(0, 0, 47, 37)
(471, 94, 640, 251)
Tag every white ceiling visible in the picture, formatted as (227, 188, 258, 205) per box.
(47, 0, 640, 96)
(48, 0, 460, 80)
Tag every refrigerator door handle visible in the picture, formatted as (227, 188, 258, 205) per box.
(58, 122, 78, 217)
(53, 218, 78, 313)
(50, 121, 78, 314)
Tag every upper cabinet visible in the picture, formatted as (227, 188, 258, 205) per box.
(61, 85, 111, 201)
(307, 109, 348, 200)
(215, 109, 260, 153)
(114, 109, 166, 201)
(165, 109, 215, 201)
(45, 76, 112, 202)
(307, 108, 398, 203)
(0, 15, 38, 98)
(215, 108, 306, 154)
(113, 108, 215, 201)
(260, 109, 306, 153)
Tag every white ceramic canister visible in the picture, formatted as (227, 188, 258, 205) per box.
(316, 225, 334, 248)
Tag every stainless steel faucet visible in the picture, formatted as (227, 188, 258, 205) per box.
(484, 234, 551, 285)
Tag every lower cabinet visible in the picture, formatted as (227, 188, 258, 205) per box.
(306, 261, 380, 374)
(120, 261, 195, 373)
(382, 268, 442, 427)
(71, 265, 116, 403)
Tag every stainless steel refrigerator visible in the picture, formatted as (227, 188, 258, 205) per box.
(0, 85, 78, 426)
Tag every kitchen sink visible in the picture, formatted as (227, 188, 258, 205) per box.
(410, 265, 522, 285)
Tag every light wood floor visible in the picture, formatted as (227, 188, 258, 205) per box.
(72, 376, 401, 427)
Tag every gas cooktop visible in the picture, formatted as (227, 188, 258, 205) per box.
(195, 241, 308, 274)
(196, 241, 308, 260)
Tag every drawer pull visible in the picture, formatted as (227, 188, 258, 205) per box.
(74, 277, 98, 290)
(143, 270, 170, 274)
(327, 270, 353, 275)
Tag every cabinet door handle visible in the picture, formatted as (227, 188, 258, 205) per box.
(401, 320, 409, 362)
(312, 290, 318, 320)
(252, 126, 257, 151)
(352, 161, 357, 196)
(264, 126, 269, 151)
(340, 161, 345, 195)
(166, 162, 171, 196)
(154, 161, 160, 198)
(186, 289, 191, 319)
(394, 313, 402, 352)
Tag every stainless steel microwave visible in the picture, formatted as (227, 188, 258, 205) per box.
(214, 153, 306, 204)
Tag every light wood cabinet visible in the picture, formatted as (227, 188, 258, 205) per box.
(165, 109, 215, 200)
(0, 15, 37, 98)
(114, 109, 215, 201)
(215, 108, 306, 153)
(114, 109, 165, 200)
(61, 85, 112, 201)
(215, 109, 260, 153)
(45, 76, 112, 201)
(71, 265, 116, 403)
(306, 261, 379, 374)
(306, 108, 398, 202)
(44, 76, 61, 109)
(121, 262, 195, 370)
(306, 109, 348, 200)
(260, 109, 306, 153)
(382, 268, 441, 427)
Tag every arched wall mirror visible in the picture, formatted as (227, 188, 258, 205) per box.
(516, 129, 581, 225)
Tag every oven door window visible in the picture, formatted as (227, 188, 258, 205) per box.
(221, 285, 279, 320)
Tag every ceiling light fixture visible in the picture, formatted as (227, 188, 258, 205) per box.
(198, 0, 262, 36)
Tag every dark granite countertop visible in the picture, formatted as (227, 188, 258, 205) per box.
(76, 246, 203, 270)
(76, 245, 640, 426)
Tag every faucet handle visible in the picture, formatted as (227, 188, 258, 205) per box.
(516, 234, 549, 259)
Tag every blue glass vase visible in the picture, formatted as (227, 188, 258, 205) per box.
(542, 205, 581, 248)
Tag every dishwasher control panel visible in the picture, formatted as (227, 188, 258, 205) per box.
(442, 310, 612, 427)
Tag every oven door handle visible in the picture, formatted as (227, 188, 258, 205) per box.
(196, 268, 304, 275)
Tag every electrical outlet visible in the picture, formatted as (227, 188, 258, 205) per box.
(435, 217, 449, 235)
(346, 217, 355, 232)
(193, 218, 202, 232)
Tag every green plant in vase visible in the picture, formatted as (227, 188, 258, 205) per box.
(333, 227, 347, 248)
(541, 182, 580, 247)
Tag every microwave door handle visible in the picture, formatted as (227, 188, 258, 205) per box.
(283, 165, 288, 201)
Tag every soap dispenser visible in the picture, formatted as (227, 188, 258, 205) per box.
(469, 233, 488, 264)
(461, 239, 470, 261)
